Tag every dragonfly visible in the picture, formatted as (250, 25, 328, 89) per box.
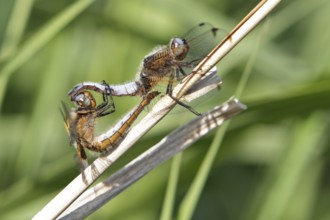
(61, 83, 160, 168)
(68, 23, 220, 115)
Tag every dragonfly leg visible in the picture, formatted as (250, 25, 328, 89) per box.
(166, 74, 201, 116)
(96, 80, 116, 117)
(169, 94, 202, 116)
(72, 81, 115, 117)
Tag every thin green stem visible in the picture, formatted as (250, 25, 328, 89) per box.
(160, 153, 182, 220)
(0, 0, 94, 110)
(178, 21, 268, 220)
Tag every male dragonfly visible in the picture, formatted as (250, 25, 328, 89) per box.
(68, 23, 220, 115)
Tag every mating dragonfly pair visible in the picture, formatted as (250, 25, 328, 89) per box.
(61, 23, 220, 169)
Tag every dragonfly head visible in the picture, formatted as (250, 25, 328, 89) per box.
(74, 91, 96, 109)
(170, 37, 189, 61)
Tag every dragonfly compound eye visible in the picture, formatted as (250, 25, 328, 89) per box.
(170, 37, 189, 61)
(74, 92, 96, 108)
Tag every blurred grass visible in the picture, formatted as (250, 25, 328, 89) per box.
(178, 16, 267, 220)
(0, 0, 330, 219)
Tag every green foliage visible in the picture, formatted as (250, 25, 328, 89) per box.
(0, 0, 329, 219)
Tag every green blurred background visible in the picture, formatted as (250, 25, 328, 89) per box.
(0, 0, 330, 219)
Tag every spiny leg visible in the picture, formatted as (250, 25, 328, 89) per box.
(72, 81, 116, 117)
(178, 66, 186, 77)
(176, 59, 200, 78)
(78, 81, 115, 116)
(166, 72, 175, 95)
(169, 96, 202, 116)
(96, 80, 116, 117)
(167, 67, 201, 116)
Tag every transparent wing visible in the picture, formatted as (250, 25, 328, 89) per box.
(182, 22, 227, 64)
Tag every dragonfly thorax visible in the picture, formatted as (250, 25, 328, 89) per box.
(169, 37, 189, 61)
